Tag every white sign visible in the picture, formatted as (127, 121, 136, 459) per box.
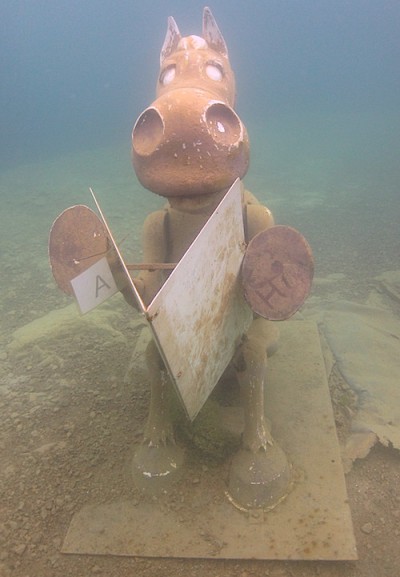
(70, 256, 119, 314)
(147, 179, 252, 420)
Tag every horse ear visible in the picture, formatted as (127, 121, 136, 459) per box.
(202, 6, 228, 57)
(160, 16, 182, 65)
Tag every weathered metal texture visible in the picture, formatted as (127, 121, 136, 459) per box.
(131, 9, 249, 198)
(49, 205, 110, 296)
(147, 179, 252, 420)
(242, 225, 314, 321)
(132, 92, 249, 198)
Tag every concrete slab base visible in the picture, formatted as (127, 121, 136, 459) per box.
(62, 321, 357, 560)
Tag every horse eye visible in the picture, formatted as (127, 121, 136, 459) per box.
(206, 62, 223, 82)
(159, 64, 176, 86)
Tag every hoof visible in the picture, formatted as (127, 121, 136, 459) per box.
(132, 444, 184, 494)
(266, 340, 279, 357)
(227, 443, 291, 510)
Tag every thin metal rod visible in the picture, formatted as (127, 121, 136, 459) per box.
(126, 263, 176, 271)
(89, 187, 146, 313)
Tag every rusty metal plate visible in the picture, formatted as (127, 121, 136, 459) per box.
(242, 225, 314, 321)
(147, 179, 252, 420)
(49, 205, 110, 295)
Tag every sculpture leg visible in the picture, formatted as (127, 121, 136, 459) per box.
(143, 339, 175, 446)
(228, 318, 291, 509)
(132, 339, 184, 491)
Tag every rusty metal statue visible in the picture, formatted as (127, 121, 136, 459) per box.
(49, 6, 313, 511)
(129, 7, 306, 510)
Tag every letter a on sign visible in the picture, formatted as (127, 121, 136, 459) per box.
(70, 256, 118, 314)
(95, 274, 111, 297)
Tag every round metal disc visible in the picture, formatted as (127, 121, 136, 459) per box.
(49, 205, 110, 295)
(242, 225, 314, 321)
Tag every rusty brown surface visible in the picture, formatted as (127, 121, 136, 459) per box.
(48, 205, 110, 295)
(242, 225, 314, 321)
(131, 91, 249, 198)
(131, 12, 249, 198)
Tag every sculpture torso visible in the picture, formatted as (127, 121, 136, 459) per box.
(137, 187, 274, 306)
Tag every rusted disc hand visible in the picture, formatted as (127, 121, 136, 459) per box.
(242, 225, 314, 321)
(49, 205, 111, 295)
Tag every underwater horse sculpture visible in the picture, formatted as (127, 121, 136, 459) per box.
(128, 7, 307, 509)
(49, 6, 313, 511)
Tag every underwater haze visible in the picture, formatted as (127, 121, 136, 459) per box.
(2, 1, 399, 166)
(1, 0, 400, 331)
(2, 5, 400, 575)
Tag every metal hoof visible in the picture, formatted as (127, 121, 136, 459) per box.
(132, 444, 184, 494)
(227, 443, 291, 510)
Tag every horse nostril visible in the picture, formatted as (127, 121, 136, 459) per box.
(132, 107, 164, 156)
(205, 103, 242, 146)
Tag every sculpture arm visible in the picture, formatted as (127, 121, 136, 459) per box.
(135, 209, 169, 306)
(243, 189, 275, 241)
